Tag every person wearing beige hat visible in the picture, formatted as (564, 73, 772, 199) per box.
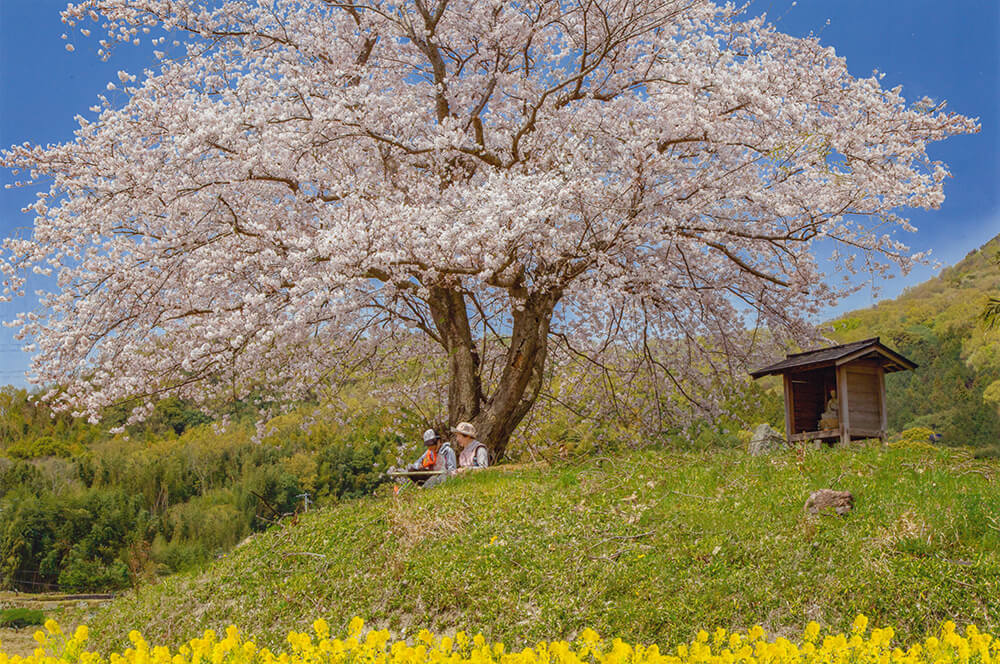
(453, 421, 489, 471)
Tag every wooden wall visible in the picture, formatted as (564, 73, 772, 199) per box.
(845, 360, 883, 434)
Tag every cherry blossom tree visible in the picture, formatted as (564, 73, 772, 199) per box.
(2, 0, 977, 459)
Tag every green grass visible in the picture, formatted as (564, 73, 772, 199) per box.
(79, 442, 998, 651)
(0, 608, 45, 628)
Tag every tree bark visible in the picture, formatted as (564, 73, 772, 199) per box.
(427, 286, 483, 425)
(474, 291, 560, 461)
(427, 286, 559, 462)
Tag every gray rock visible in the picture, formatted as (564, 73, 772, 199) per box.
(805, 489, 854, 516)
(748, 423, 786, 456)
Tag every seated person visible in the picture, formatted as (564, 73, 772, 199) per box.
(453, 421, 489, 472)
(406, 429, 455, 487)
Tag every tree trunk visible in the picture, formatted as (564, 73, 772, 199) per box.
(474, 292, 559, 461)
(428, 287, 559, 462)
(427, 286, 483, 425)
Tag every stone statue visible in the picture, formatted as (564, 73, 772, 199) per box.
(818, 389, 839, 430)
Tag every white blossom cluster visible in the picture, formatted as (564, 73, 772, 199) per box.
(1, 0, 977, 435)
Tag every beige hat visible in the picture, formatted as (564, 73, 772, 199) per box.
(451, 421, 476, 438)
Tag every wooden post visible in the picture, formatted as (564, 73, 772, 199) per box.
(836, 364, 851, 446)
(877, 366, 888, 443)
(783, 374, 794, 442)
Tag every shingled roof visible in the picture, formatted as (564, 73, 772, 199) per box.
(749, 337, 917, 379)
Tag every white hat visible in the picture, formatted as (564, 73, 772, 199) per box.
(422, 429, 440, 445)
(451, 421, 476, 437)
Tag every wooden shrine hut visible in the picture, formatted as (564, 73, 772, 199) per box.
(750, 337, 917, 445)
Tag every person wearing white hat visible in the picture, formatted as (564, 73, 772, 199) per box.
(405, 428, 456, 487)
(453, 421, 489, 471)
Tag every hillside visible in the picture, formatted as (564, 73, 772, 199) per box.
(830, 234, 1000, 451)
(2, 235, 998, 600)
(68, 442, 998, 653)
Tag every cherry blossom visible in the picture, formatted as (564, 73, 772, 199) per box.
(1, 0, 978, 457)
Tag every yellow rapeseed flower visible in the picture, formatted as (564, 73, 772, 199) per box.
(349, 617, 365, 638)
(4, 616, 998, 664)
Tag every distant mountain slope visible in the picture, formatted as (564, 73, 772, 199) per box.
(830, 234, 1000, 451)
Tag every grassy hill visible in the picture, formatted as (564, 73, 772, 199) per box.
(830, 234, 1000, 451)
(3, 238, 998, 656)
(2, 236, 996, 602)
(67, 441, 998, 653)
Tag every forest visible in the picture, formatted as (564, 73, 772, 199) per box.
(0, 393, 404, 592)
(830, 234, 1000, 452)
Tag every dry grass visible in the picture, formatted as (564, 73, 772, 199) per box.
(387, 495, 470, 547)
(0, 626, 39, 657)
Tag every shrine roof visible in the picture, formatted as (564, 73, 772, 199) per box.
(749, 337, 917, 379)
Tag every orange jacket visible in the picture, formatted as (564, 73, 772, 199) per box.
(420, 448, 438, 469)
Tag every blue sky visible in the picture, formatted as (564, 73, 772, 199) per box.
(1, 0, 998, 386)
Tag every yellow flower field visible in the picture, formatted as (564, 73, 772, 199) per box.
(2, 617, 995, 664)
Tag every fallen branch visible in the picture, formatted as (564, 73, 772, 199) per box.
(829, 470, 850, 486)
(250, 490, 282, 517)
(586, 551, 624, 562)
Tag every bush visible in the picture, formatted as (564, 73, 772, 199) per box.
(57, 555, 131, 592)
(149, 534, 211, 574)
(5, 436, 80, 460)
(889, 427, 938, 450)
(0, 608, 45, 628)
